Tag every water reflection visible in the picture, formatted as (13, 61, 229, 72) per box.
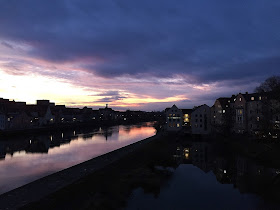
(127, 139, 280, 209)
(0, 122, 155, 195)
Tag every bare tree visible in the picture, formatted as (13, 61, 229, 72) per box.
(255, 76, 280, 138)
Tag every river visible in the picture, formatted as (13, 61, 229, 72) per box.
(126, 139, 280, 210)
(0, 122, 156, 195)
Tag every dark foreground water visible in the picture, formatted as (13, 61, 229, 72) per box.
(126, 140, 280, 210)
(0, 122, 156, 195)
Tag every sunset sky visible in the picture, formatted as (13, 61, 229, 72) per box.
(0, 0, 279, 111)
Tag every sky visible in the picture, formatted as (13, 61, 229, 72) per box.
(0, 0, 279, 111)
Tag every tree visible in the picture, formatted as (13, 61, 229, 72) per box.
(255, 76, 280, 138)
(255, 76, 280, 101)
(255, 76, 280, 93)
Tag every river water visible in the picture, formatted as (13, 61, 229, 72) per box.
(0, 122, 156, 195)
(126, 140, 280, 210)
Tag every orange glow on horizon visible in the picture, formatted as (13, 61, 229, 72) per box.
(0, 68, 189, 109)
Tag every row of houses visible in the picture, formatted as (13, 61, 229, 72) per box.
(0, 98, 162, 131)
(165, 92, 280, 136)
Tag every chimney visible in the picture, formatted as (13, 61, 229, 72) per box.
(106, 104, 108, 108)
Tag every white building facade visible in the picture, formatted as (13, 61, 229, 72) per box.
(165, 104, 183, 132)
(191, 104, 211, 135)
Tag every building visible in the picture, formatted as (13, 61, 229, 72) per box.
(165, 104, 183, 131)
(0, 112, 6, 130)
(181, 109, 192, 127)
(232, 92, 271, 134)
(99, 104, 115, 121)
(211, 97, 234, 134)
(191, 104, 211, 135)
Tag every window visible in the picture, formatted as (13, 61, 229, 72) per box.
(200, 114, 202, 117)
(200, 124, 202, 127)
(239, 97, 242, 102)
(195, 119, 198, 122)
(251, 97, 254, 101)
(222, 110, 225, 113)
(259, 96, 262, 100)
(257, 117, 260, 121)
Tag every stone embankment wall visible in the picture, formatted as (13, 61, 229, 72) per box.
(0, 133, 161, 210)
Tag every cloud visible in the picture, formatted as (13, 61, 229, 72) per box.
(0, 0, 280, 110)
(1, 41, 14, 49)
(94, 96, 127, 103)
(0, 0, 279, 82)
(94, 91, 121, 97)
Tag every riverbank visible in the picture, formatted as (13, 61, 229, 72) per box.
(20, 132, 179, 210)
(0, 132, 164, 210)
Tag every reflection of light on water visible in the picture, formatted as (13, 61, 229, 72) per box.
(184, 148, 190, 159)
(0, 123, 156, 195)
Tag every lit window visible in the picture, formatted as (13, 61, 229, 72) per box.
(177, 123, 180, 127)
(239, 97, 242, 102)
(259, 96, 262, 100)
(251, 97, 254, 101)
(257, 117, 260, 121)
(223, 110, 225, 113)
